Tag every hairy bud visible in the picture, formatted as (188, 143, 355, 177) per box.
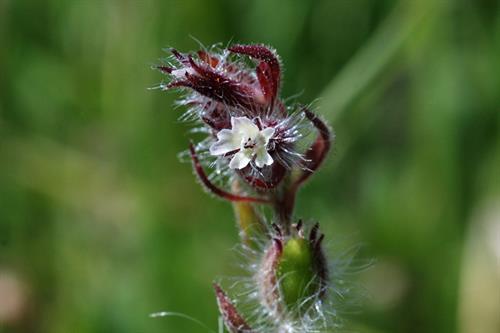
(257, 222, 329, 321)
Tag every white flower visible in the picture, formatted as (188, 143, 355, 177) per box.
(210, 117, 275, 169)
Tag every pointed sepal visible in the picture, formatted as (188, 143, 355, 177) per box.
(295, 107, 332, 186)
(213, 283, 254, 333)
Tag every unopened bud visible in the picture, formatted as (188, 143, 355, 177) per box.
(256, 222, 329, 320)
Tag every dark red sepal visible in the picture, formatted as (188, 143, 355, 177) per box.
(229, 45, 281, 104)
(200, 102, 231, 131)
(307, 223, 329, 298)
(256, 61, 275, 104)
(180, 57, 257, 109)
(170, 48, 187, 62)
(295, 107, 332, 186)
(309, 222, 319, 243)
(156, 65, 173, 74)
(197, 50, 219, 68)
(237, 162, 286, 190)
(213, 283, 254, 333)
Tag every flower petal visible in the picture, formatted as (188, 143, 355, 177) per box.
(210, 141, 237, 155)
(231, 117, 259, 139)
(260, 127, 275, 143)
(255, 148, 274, 168)
(229, 151, 252, 169)
(210, 129, 240, 155)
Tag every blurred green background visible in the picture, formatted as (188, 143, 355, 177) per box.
(1, 0, 499, 332)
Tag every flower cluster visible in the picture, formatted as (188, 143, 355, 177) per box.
(156, 43, 344, 332)
(158, 44, 330, 195)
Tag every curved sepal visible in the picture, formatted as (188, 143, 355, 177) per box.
(229, 44, 281, 105)
(189, 144, 270, 204)
(296, 107, 332, 186)
(213, 283, 254, 333)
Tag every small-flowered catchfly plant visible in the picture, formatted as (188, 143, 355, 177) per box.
(154, 42, 359, 332)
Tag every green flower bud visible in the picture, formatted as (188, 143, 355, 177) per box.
(257, 222, 329, 320)
(277, 237, 317, 308)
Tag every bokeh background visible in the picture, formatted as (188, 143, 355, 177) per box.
(1, 0, 499, 332)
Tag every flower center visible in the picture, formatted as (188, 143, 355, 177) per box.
(209, 116, 276, 169)
(243, 138, 256, 149)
